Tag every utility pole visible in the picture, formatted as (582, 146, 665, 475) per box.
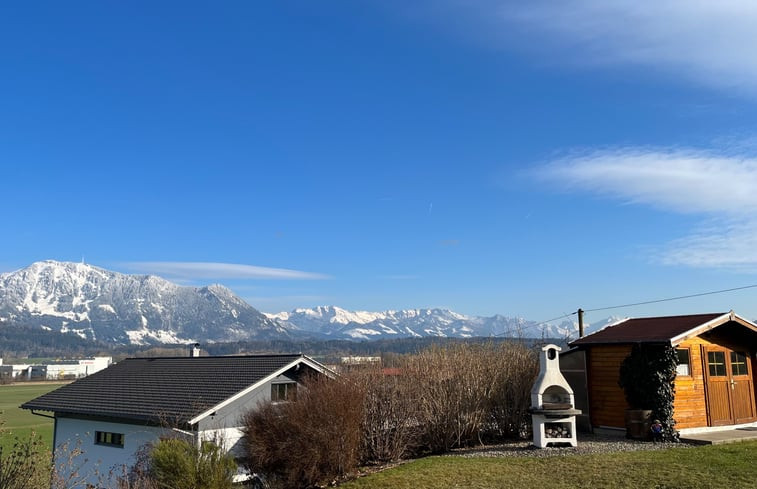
(577, 308, 585, 338)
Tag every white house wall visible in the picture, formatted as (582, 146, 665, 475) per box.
(198, 373, 297, 457)
(54, 417, 170, 487)
(53, 368, 305, 485)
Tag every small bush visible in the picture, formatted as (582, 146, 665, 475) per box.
(120, 438, 234, 489)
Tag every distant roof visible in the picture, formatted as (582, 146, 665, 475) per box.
(22, 354, 319, 424)
(570, 312, 757, 346)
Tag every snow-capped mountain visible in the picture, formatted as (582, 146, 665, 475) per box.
(0, 260, 289, 345)
(266, 306, 620, 341)
(0, 260, 622, 347)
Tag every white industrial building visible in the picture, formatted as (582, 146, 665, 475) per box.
(0, 356, 112, 381)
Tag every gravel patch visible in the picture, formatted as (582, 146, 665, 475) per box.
(446, 434, 694, 458)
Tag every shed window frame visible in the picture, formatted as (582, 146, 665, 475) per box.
(731, 351, 749, 376)
(675, 348, 692, 377)
(271, 382, 297, 402)
(707, 351, 727, 377)
(94, 431, 124, 448)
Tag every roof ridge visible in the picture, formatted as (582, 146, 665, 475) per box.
(122, 353, 304, 361)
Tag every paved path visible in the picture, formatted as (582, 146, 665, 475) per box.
(680, 427, 757, 445)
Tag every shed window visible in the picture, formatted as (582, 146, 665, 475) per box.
(95, 431, 124, 448)
(707, 351, 727, 377)
(731, 352, 749, 376)
(675, 349, 691, 377)
(271, 382, 297, 402)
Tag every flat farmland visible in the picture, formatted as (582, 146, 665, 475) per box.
(0, 382, 65, 450)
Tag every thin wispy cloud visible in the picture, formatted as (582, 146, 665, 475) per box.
(429, 1, 757, 94)
(536, 147, 757, 269)
(661, 221, 757, 270)
(123, 261, 330, 280)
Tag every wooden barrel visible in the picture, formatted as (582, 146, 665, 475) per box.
(625, 409, 652, 439)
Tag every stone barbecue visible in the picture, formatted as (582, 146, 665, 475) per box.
(529, 344, 581, 448)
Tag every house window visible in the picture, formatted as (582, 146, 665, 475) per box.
(676, 349, 691, 376)
(271, 382, 297, 402)
(95, 431, 124, 448)
(731, 351, 749, 376)
(707, 351, 727, 377)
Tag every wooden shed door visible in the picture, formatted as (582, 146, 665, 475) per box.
(704, 347, 756, 426)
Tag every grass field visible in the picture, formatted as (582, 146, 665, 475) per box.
(341, 442, 757, 489)
(0, 383, 64, 450)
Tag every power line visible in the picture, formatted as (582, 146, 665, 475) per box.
(495, 283, 757, 338)
(583, 283, 757, 313)
(495, 311, 576, 337)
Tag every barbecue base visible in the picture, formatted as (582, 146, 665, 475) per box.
(531, 412, 578, 448)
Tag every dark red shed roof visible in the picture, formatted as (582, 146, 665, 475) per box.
(570, 313, 727, 346)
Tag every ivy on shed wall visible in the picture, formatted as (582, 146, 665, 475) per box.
(618, 343, 678, 439)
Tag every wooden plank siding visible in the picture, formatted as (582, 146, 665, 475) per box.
(586, 336, 753, 430)
(587, 339, 713, 429)
(672, 337, 709, 429)
(586, 345, 631, 428)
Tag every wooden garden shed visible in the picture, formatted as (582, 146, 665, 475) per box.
(569, 311, 757, 432)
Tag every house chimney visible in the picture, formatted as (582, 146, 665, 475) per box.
(189, 343, 201, 357)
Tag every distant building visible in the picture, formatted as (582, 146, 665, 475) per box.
(340, 356, 381, 365)
(3, 357, 112, 380)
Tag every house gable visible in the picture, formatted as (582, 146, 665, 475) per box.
(189, 356, 331, 425)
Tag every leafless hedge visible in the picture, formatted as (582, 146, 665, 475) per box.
(355, 367, 420, 463)
(241, 341, 538, 487)
(403, 341, 538, 453)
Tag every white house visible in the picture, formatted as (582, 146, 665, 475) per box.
(22, 353, 331, 487)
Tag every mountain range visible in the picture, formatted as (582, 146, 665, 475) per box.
(0, 260, 287, 344)
(0, 261, 619, 346)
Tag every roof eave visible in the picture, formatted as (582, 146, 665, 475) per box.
(21, 406, 173, 425)
(669, 311, 757, 346)
(570, 339, 673, 347)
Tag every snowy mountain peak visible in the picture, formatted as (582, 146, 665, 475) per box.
(0, 260, 290, 345)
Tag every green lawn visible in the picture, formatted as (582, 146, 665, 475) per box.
(341, 442, 757, 489)
(0, 383, 64, 450)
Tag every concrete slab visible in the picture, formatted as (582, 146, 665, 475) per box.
(680, 427, 757, 445)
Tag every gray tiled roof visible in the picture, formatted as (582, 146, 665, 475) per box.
(21, 354, 304, 424)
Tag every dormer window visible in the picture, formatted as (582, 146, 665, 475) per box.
(271, 382, 297, 402)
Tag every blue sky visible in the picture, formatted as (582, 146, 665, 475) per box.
(4, 1, 757, 322)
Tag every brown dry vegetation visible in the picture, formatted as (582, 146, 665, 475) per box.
(241, 341, 538, 488)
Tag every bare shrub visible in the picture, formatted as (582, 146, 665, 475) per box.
(405, 343, 491, 452)
(353, 367, 420, 463)
(241, 375, 364, 488)
(0, 421, 50, 489)
(485, 342, 539, 439)
(406, 341, 538, 453)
